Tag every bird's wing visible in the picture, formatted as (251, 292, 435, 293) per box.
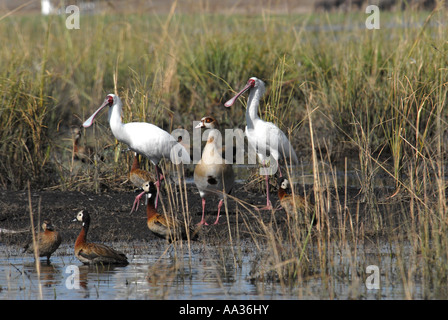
(262, 121, 298, 164)
(124, 122, 191, 164)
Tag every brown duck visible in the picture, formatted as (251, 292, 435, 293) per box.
(140, 181, 199, 242)
(278, 177, 315, 225)
(73, 210, 128, 265)
(23, 219, 62, 263)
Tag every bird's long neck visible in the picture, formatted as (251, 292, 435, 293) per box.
(108, 102, 127, 144)
(73, 134, 80, 153)
(202, 134, 223, 163)
(146, 196, 157, 220)
(278, 187, 287, 200)
(245, 87, 262, 129)
(75, 221, 89, 247)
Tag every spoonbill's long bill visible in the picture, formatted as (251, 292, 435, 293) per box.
(224, 77, 298, 210)
(83, 94, 190, 208)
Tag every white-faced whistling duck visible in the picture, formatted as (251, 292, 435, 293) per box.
(140, 181, 199, 242)
(278, 177, 315, 225)
(73, 210, 128, 265)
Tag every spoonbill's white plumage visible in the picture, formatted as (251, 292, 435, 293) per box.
(83, 94, 190, 208)
(224, 77, 298, 210)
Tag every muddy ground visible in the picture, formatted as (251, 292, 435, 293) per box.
(0, 182, 301, 247)
(0, 178, 374, 251)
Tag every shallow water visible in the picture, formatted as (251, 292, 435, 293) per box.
(0, 240, 425, 300)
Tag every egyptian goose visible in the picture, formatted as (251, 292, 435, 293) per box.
(194, 119, 235, 225)
(195, 116, 239, 162)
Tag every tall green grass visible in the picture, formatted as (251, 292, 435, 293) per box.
(1, 5, 448, 298)
(1, 9, 446, 191)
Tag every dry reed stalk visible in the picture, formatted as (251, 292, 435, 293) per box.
(27, 181, 43, 300)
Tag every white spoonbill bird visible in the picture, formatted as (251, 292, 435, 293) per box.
(224, 77, 298, 210)
(83, 94, 190, 208)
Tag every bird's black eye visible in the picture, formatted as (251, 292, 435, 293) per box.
(107, 96, 114, 105)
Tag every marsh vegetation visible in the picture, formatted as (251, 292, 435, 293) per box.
(1, 3, 448, 299)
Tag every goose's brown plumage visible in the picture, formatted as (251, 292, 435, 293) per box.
(141, 181, 199, 242)
(23, 219, 62, 263)
(73, 210, 128, 265)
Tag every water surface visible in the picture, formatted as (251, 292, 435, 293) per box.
(0, 240, 422, 300)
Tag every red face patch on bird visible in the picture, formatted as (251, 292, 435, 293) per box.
(247, 78, 256, 87)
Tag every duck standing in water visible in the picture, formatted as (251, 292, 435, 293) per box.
(23, 219, 62, 264)
(73, 210, 128, 265)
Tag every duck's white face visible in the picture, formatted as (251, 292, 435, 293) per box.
(76, 210, 84, 222)
(280, 179, 290, 190)
(142, 181, 151, 193)
(42, 220, 54, 231)
(142, 181, 157, 196)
